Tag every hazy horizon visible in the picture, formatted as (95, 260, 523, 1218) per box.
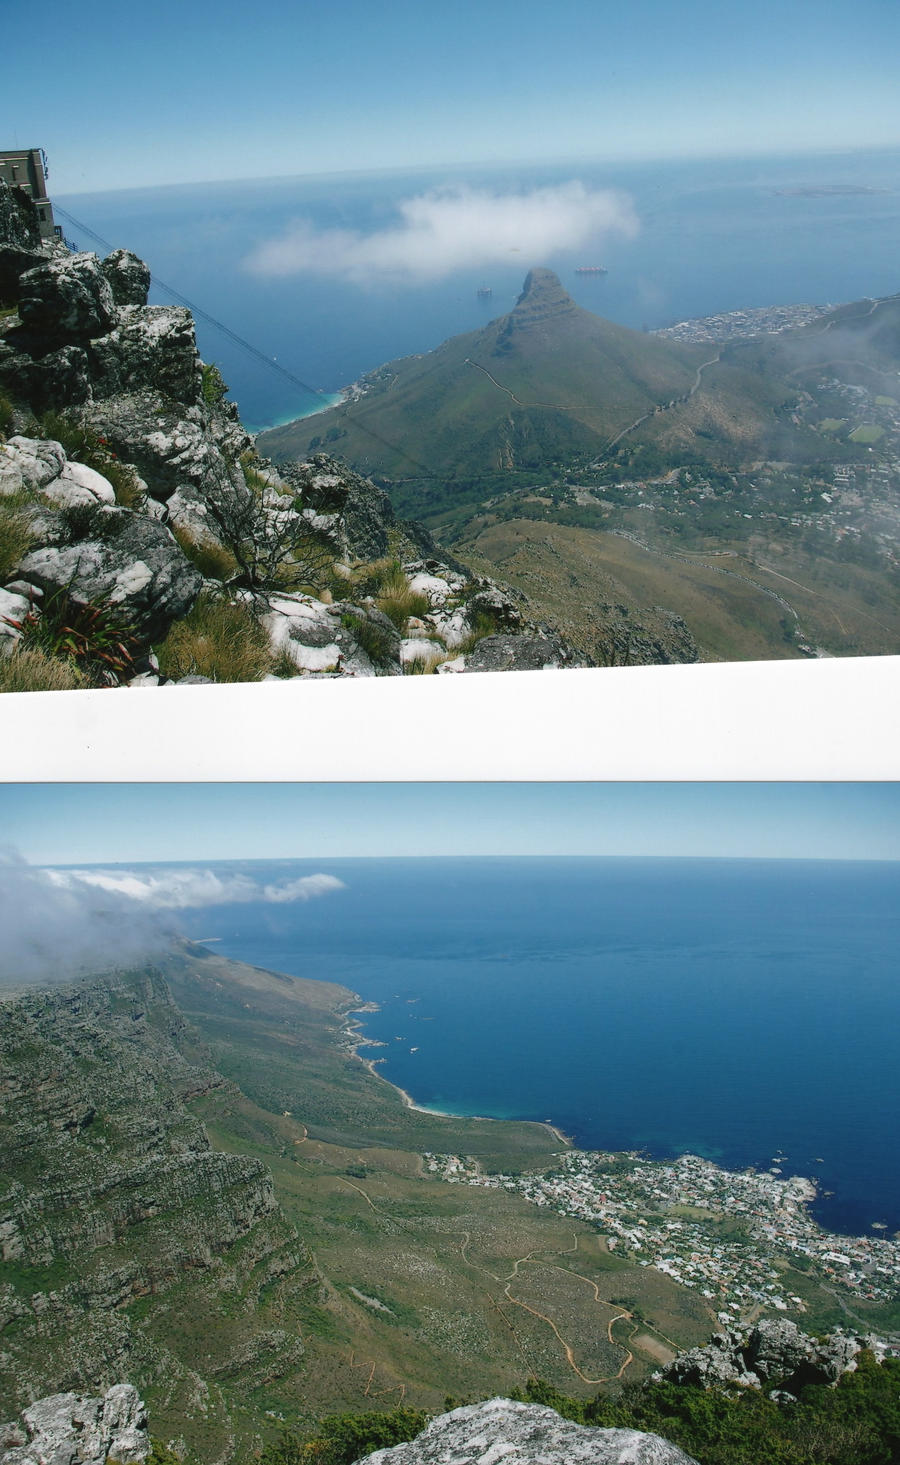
(7, 0, 898, 195)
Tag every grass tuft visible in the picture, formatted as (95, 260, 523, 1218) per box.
(0, 492, 36, 580)
(455, 610, 499, 655)
(171, 523, 239, 582)
(0, 645, 86, 693)
(340, 610, 396, 668)
(156, 592, 273, 683)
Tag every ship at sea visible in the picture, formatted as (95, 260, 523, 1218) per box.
(575, 266, 608, 275)
(476, 286, 492, 298)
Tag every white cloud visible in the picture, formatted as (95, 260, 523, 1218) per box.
(244, 181, 638, 284)
(0, 853, 346, 985)
(50, 867, 347, 911)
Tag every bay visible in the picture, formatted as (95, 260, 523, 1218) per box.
(168, 855, 900, 1239)
(56, 148, 900, 431)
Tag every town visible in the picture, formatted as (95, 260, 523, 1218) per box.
(425, 1147, 900, 1321)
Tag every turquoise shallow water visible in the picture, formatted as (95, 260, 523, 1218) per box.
(57, 148, 900, 430)
(163, 856, 900, 1238)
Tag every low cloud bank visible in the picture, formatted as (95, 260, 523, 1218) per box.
(245, 181, 638, 284)
(52, 866, 346, 910)
(0, 853, 345, 986)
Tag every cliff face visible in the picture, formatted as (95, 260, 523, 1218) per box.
(0, 183, 589, 688)
(0, 970, 313, 1455)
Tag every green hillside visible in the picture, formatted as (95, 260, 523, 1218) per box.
(259, 270, 709, 491)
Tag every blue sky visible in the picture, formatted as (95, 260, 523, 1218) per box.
(1, 783, 897, 864)
(5, 0, 899, 193)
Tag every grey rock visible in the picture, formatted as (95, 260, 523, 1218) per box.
(16, 508, 201, 640)
(0, 436, 67, 494)
(462, 633, 573, 673)
(18, 254, 116, 342)
(0, 180, 43, 254)
(281, 454, 394, 560)
(0, 1384, 150, 1465)
(359, 1399, 698, 1465)
(101, 249, 151, 307)
(0, 341, 93, 411)
(81, 392, 251, 502)
(0, 183, 47, 300)
(661, 1323, 894, 1395)
(662, 1330, 760, 1390)
(466, 584, 524, 631)
(89, 307, 202, 404)
(744, 1319, 816, 1382)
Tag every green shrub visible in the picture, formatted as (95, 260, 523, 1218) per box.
(200, 362, 228, 407)
(262, 1407, 431, 1465)
(340, 610, 396, 668)
(17, 586, 141, 685)
(0, 645, 86, 693)
(456, 610, 498, 655)
(156, 592, 273, 682)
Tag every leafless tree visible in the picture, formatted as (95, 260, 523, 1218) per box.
(200, 456, 335, 599)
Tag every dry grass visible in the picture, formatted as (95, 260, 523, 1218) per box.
(0, 645, 86, 693)
(455, 611, 498, 655)
(0, 493, 35, 580)
(156, 593, 273, 683)
(171, 523, 239, 582)
(403, 651, 450, 675)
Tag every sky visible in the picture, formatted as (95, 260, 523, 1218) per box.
(1, 783, 897, 865)
(5, 0, 900, 195)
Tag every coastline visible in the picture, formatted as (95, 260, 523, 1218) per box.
(247, 389, 344, 436)
(344, 1001, 570, 1133)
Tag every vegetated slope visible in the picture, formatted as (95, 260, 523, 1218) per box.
(259, 270, 710, 494)
(0, 952, 714, 1457)
(260, 274, 900, 665)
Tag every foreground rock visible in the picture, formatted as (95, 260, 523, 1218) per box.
(360, 1399, 698, 1465)
(0, 1385, 150, 1465)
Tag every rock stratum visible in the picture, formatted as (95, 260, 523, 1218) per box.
(0, 182, 591, 688)
(0, 967, 315, 1457)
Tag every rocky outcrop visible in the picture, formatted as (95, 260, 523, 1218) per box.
(359, 1399, 698, 1465)
(452, 631, 582, 674)
(0, 1386, 150, 1465)
(101, 250, 151, 308)
(660, 1320, 894, 1399)
(0, 185, 589, 685)
(16, 507, 202, 641)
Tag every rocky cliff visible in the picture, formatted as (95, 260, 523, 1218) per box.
(0, 181, 589, 689)
(0, 969, 315, 1456)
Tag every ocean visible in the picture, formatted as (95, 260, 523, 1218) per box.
(56, 148, 900, 432)
(169, 855, 900, 1239)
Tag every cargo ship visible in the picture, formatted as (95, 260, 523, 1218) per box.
(575, 266, 608, 275)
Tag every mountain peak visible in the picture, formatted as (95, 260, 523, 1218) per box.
(512, 268, 577, 324)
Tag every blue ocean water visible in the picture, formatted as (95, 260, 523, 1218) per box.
(56, 149, 900, 431)
(167, 856, 900, 1239)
